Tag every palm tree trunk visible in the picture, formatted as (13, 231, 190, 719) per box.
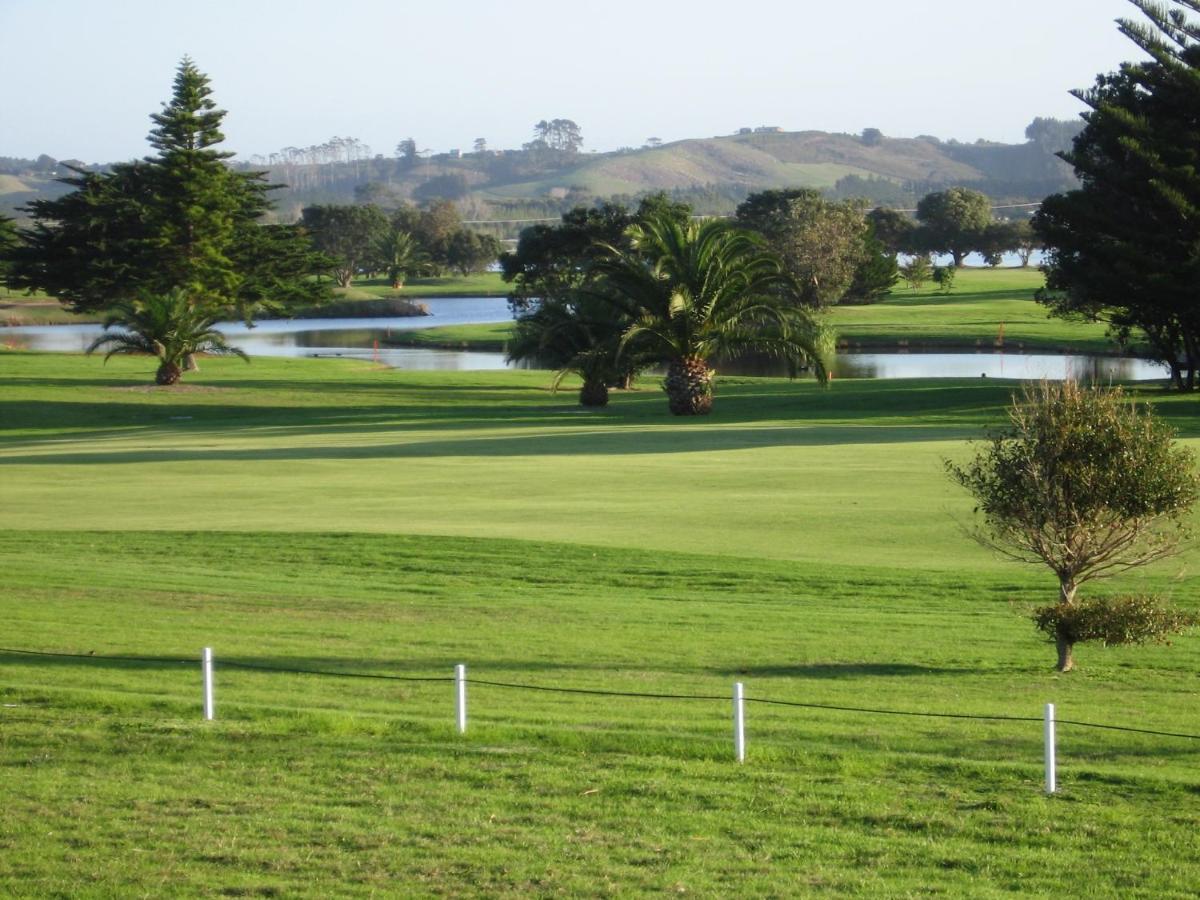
(579, 379, 609, 407)
(664, 357, 714, 416)
(155, 361, 183, 385)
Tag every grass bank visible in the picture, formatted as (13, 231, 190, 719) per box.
(1, 351, 1198, 895)
(388, 268, 1124, 357)
(0, 273, 508, 327)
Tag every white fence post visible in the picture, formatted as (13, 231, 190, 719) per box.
(202, 647, 214, 721)
(455, 664, 467, 734)
(1044, 702, 1056, 794)
(733, 682, 746, 763)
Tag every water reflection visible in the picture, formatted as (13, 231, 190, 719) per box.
(1, 301, 1170, 382)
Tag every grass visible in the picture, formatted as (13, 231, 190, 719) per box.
(345, 272, 508, 298)
(397, 268, 1124, 356)
(0, 273, 509, 327)
(834, 268, 1115, 353)
(1, 350, 1199, 896)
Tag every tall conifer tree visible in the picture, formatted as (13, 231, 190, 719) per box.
(1034, 1, 1200, 389)
(7, 59, 327, 318)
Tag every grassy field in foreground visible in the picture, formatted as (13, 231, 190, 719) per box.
(2, 352, 1199, 896)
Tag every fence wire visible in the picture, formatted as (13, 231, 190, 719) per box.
(3, 646, 1199, 742)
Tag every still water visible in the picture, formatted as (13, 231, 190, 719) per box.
(1, 295, 1169, 381)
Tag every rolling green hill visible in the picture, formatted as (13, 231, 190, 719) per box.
(4, 129, 1076, 231)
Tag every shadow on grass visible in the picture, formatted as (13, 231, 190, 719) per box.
(717, 662, 969, 678)
(0, 423, 979, 465)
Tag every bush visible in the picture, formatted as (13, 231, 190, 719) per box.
(1033, 595, 1197, 648)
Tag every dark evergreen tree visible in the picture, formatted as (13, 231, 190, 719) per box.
(1034, 0, 1200, 390)
(500, 202, 635, 314)
(843, 224, 899, 304)
(0, 215, 18, 284)
(7, 58, 328, 318)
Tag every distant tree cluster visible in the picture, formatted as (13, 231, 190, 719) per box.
(734, 189, 898, 306)
(866, 186, 1040, 277)
(502, 193, 830, 414)
(301, 199, 501, 288)
(527, 119, 584, 154)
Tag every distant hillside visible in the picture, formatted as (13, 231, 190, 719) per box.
(487, 132, 984, 199)
(2, 128, 1077, 236)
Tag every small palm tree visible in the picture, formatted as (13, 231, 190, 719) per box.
(87, 289, 247, 385)
(507, 291, 640, 407)
(594, 214, 830, 415)
(375, 229, 429, 289)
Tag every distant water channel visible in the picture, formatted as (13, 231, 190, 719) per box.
(2, 295, 1169, 382)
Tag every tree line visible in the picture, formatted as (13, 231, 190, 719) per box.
(299, 201, 501, 289)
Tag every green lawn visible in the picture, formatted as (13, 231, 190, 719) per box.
(1, 351, 1198, 896)
(397, 268, 1125, 357)
(0, 273, 509, 327)
(345, 272, 507, 298)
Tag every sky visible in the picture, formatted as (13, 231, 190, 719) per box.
(0, 0, 1142, 164)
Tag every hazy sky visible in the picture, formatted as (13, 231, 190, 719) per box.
(1, 0, 1141, 163)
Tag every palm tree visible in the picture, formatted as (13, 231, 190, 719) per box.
(594, 213, 830, 415)
(506, 291, 640, 407)
(375, 228, 429, 289)
(86, 289, 247, 385)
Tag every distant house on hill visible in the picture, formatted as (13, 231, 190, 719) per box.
(754, 126, 783, 134)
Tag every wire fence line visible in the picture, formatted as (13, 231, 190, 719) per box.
(1, 646, 1198, 743)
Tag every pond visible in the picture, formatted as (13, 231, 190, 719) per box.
(1, 296, 1169, 381)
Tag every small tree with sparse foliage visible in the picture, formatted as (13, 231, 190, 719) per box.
(947, 380, 1198, 671)
(900, 255, 933, 290)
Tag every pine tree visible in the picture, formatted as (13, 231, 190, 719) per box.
(7, 59, 327, 318)
(1034, 1, 1200, 389)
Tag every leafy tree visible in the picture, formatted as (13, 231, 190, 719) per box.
(506, 289, 639, 407)
(947, 380, 1198, 671)
(866, 207, 916, 254)
(899, 254, 933, 290)
(533, 118, 583, 153)
(931, 264, 956, 293)
(6, 59, 328, 319)
(446, 230, 501, 276)
(593, 213, 830, 416)
(500, 201, 635, 314)
(300, 204, 390, 287)
(977, 221, 1022, 267)
(735, 189, 870, 307)
(413, 173, 470, 203)
(414, 199, 464, 274)
(1012, 219, 1041, 268)
(1025, 116, 1085, 154)
(472, 137, 488, 154)
(1034, 0, 1200, 390)
(396, 138, 418, 164)
(914, 187, 993, 267)
(861, 127, 884, 146)
(87, 289, 248, 385)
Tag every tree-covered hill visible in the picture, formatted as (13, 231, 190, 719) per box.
(2, 124, 1078, 232)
